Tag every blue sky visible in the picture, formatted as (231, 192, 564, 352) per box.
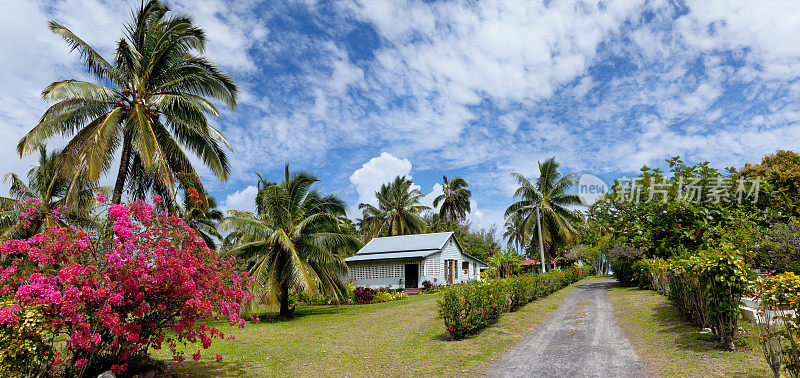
(2, 0, 800, 233)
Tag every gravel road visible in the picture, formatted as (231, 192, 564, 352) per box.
(482, 280, 649, 378)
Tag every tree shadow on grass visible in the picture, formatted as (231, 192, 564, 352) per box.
(650, 300, 747, 353)
(254, 305, 343, 324)
(161, 361, 248, 377)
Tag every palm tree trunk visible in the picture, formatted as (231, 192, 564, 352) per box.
(536, 206, 547, 274)
(112, 132, 133, 205)
(278, 280, 294, 318)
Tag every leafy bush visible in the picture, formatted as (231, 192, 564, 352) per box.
(371, 291, 394, 303)
(0, 198, 253, 376)
(639, 245, 750, 350)
(437, 266, 594, 339)
(753, 272, 800, 377)
(353, 287, 376, 304)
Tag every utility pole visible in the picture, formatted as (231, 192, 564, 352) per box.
(536, 205, 546, 274)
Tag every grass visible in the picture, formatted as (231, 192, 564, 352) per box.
(154, 277, 593, 377)
(608, 285, 769, 377)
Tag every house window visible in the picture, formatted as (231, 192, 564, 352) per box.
(462, 261, 469, 276)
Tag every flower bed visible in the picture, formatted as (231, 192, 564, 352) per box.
(437, 266, 594, 339)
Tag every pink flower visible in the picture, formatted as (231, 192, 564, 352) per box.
(75, 358, 88, 369)
(96, 193, 108, 204)
(192, 351, 201, 361)
(216, 354, 223, 363)
(151, 194, 162, 204)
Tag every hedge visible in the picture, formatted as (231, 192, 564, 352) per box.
(437, 265, 594, 339)
(640, 244, 750, 350)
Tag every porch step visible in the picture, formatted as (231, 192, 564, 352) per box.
(403, 288, 421, 295)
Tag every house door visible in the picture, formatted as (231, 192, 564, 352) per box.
(404, 264, 419, 288)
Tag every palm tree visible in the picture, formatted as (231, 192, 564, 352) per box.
(357, 176, 429, 237)
(1, 146, 101, 240)
(219, 165, 361, 317)
(433, 175, 471, 226)
(487, 249, 522, 279)
(17, 0, 237, 206)
(505, 158, 582, 273)
(177, 193, 223, 249)
(503, 213, 528, 253)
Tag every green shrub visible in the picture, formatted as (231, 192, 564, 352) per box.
(754, 272, 800, 377)
(437, 266, 594, 339)
(639, 245, 750, 350)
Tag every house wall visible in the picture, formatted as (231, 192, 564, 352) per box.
(440, 237, 486, 284)
(347, 259, 424, 289)
(345, 236, 489, 289)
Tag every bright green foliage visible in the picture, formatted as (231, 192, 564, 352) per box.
(438, 265, 594, 339)
(220, 165, 361, 317)
(640, 245, 750, 350)
(740, 150, 800, 221)
(433, 175, 471, 224)
(755, 273, 800, 377)
(0, 302, 54, 377)
(18, 0, 238, 205)
(486, 249, 523, 279)
(357, 176, 429, 237)
(371, 291, 408, 304)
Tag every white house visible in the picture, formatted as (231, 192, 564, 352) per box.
(344, 232, 488, 289)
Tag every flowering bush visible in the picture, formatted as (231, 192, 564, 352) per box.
(353, 287, 377, 304)
(438, 266, 594, 339)
(0, 198, 253, 376)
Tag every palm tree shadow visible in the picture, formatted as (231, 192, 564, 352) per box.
(254, 305, 343, 324)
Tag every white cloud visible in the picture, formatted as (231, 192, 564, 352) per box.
(220, 185, 258, 214)
(421, 183, 443, 210)
(349, 152, 414, 206)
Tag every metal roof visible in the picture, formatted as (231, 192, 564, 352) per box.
(344, 250, 438, 262)
(355, 232, 454, 255)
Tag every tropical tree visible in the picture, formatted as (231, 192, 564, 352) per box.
(1, 146, 101, 240)
(433, 175, 471, 225)
(17, 0, 237, 207)
(503, 212, 529, 253)
(357, 176, 429, 237)
(219, 166, 361, 317)
(177, 189, 223, 249)
(505, 158, 582, 271)
(487, 249, 522, 279)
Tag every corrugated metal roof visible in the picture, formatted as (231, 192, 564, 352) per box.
(344, 250, 438, 262)
(355, 232, 454, 255)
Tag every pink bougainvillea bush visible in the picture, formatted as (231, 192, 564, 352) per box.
(0, 197, 253, 376)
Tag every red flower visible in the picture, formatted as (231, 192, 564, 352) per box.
(216, 354, 223, 363)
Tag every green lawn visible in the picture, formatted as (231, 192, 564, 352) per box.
(608, 285, 769, 377)
(155, 278, 592, 377)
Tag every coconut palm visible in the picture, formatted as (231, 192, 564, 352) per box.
(17, 0, 237, 206)
(357, 176, 429, 237)
(177, 193, 223, 249)
(504, 158, 582, 271)
(503, 213, 528, 253)
(219, 165, 361, 317)
(487, 249, 522, 279)
(1, 146, 101, 240)
(433, 175, 471, 225)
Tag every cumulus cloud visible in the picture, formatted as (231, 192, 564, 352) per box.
(349, 152, 415, 206)
(220, 185, 258, 214)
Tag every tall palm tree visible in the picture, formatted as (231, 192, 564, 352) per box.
(1, 146, 101, 240)
(219, 165, 361, 317)
(433, 175, 471, 225)
(505, 158, 582, 272)
(357, 176, 429, 237)
(177, 193, 223, 249)
(17, 0, 237, 206)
